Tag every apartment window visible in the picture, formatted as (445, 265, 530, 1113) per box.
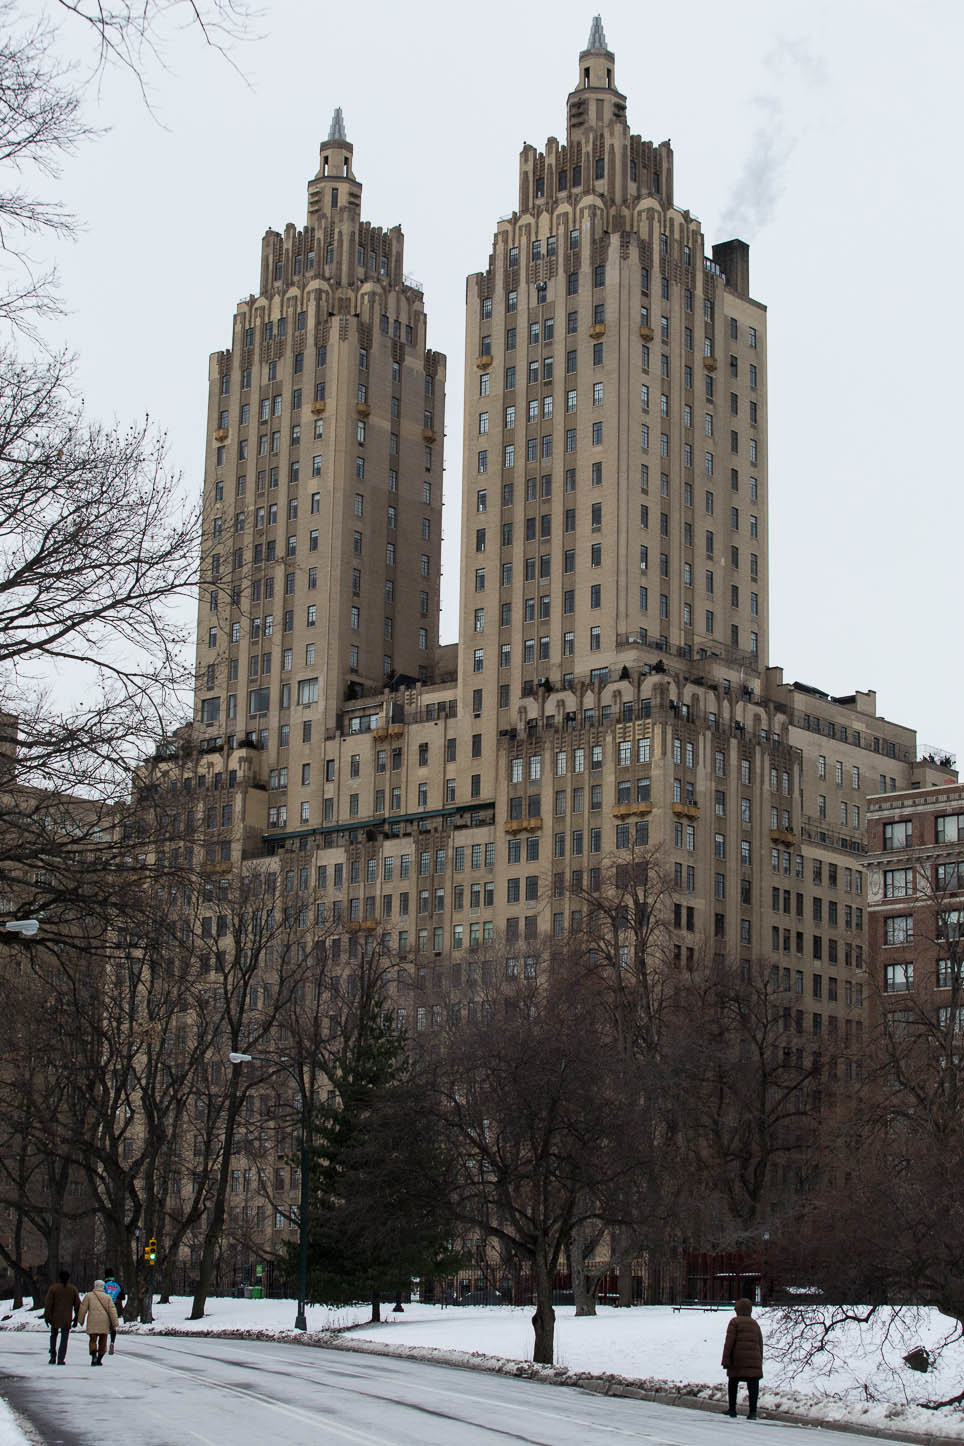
(884, 868, 914, 899)
(937, 959, 961, 989)
(883, 820, 912, 850)
(884, 963, 914, 994)
(938, 910, 964, 942)
(884, 915, 914, 946)
(936, 814, 964, 843)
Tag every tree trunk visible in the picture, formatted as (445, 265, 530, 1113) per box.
(11, 1209, 24, 1309)
(140, 1261, 155, 1325)
(569, 1222, 596, 1317)
(531, 1253, 556, 1364)
(615, 1230, 636, 1307)
(370, 1291, 381, 1324)
(120, 1245, 138, 1323)
(41, 1209, 63, 1301)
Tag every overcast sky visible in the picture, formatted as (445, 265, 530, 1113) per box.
(36, 0, 964, 758)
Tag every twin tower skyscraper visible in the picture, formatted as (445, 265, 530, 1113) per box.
(188, 20, 925, 1127)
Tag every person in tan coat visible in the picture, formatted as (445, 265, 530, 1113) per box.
(721, 1297, 764, 1419)
(78, 1279, 118, 1366)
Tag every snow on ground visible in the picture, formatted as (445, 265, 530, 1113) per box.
(0, 1396, 30, 1446)
(3, 1296, 964, 1440)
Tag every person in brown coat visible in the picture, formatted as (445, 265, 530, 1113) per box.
(78, 1279, 118, 1366)
(43, 1270, 81, 1365)
(721, 1297, 764, 1419)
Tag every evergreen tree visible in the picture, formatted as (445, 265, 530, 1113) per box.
(299, 1007, 460, 1322)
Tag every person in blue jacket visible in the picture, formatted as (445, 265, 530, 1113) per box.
(102, 1269, 126, 1355)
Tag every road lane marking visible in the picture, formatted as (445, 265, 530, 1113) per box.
(130, 1338, 687, 1440)
(131, 1353, 385, 1445)
(126, 1339, 867, 1444)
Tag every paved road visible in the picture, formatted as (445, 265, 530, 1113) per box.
(0, 1334, 910, 1444)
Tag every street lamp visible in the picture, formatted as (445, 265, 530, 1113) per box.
(229, 1051, 310, 1332)
(4, 919, 39, 936)
(761, 1231, 770, 1306)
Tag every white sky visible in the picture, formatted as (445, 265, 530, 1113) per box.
(34, 0, 964, 757)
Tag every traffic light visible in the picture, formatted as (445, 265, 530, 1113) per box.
(144, 1237, 157, 1265)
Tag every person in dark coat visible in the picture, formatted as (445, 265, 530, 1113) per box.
(721, 1297, 764, 1419)
(43, 1270, 81, 1365)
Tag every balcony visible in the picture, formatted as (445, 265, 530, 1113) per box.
(589, 323, 606, 339)
(504, 816, 542, 833)
(214, 428, 228, 442)
(639, 325, 654, 341)
(799, 815, 867, 856)
(612, 801, 652, 819)
(476, 355, 493, 370)
(672, 802, 700, 819)
(702, 356, 717, 372)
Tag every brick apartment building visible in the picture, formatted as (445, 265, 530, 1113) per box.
(867, 771, 964, 1028)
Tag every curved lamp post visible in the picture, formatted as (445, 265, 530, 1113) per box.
(4, 919, 39, 936)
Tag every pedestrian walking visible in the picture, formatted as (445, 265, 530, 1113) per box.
(721, 1297, 764, 1420)
(78, 1279, 118, 1367)
(102, 1269, 125, 1355)
(43, 1270, 80, 1365)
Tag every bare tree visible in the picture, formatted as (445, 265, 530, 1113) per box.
(0, 0, 256, 765)
(564, 849, 690, 1310)
(427, 948, 645, 1364)
(681, 955, 835, 1254)
(0, 956, 91, 1303)
(186, 862, 322, 1320)
(206, 930, 402, 1304)
(767, 885, 964, 1406)
(0, 0, 252, 345)
(0, 0, 253, 890)
(0, 350, 200, 792)
(0, 0, 261, 1316)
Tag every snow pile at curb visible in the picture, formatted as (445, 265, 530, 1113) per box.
(0, 1395, 32, 1446)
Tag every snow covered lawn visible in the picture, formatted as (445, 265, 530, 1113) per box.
(3, 1295, 964, 1439)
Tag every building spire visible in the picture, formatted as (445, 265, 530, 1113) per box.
(327, 106, 347, 142)
(586, 14, 607, 52)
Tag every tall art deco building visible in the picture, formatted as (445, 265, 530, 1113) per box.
(178, 22, 942, 1247)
